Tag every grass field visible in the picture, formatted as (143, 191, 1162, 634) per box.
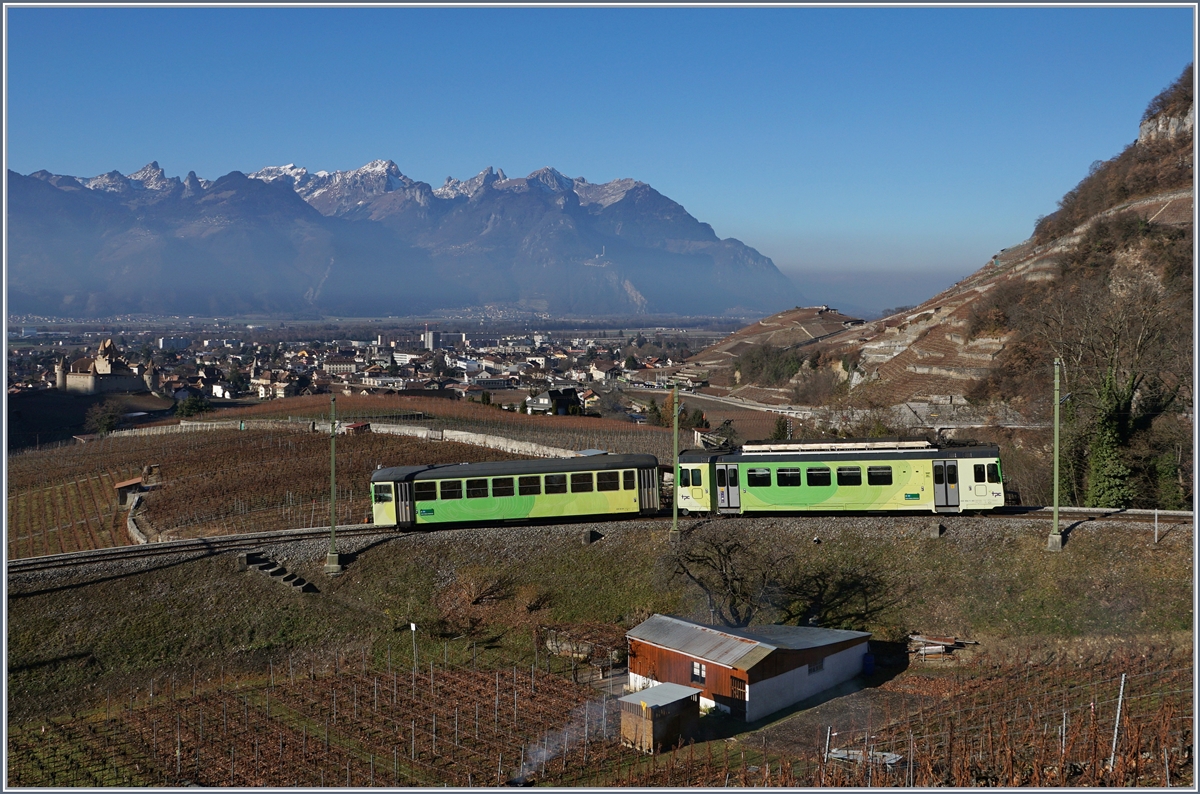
(6, 518, 1192, 787)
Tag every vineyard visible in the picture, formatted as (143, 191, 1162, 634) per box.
(5, 467, 140, 559)
(7, 639, 1192, 787)
(808, 647, 1194, 787)
(6, 430, 525, 554)
(205, 393, 677, 461)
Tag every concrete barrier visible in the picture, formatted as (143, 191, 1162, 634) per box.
(126, 494, 148, 544)
(369, 423, 579, 459)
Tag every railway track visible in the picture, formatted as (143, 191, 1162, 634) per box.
(7, 506, 1189, 575)
(5, 524, 396, 575)
(991, 505, 1193, 524)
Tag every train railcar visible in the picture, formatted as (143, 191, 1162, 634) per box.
(370, 453, 660, 528)
(676, 437, 1004, 516)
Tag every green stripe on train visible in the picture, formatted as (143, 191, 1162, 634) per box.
(735, 462, 927, 511)
(414, 489, 640, 524)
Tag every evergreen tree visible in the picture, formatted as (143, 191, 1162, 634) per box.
(646, 399, 661, 425)
(1155, 452, 1186, 510)
(1084, 373, 1136, 508)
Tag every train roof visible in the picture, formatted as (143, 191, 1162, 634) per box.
(371, 453, 659, 483)
(679, 438, 1000, 463)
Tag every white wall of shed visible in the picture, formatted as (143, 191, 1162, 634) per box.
(745, 641, 868, 722)
(628, 671, 655, 692)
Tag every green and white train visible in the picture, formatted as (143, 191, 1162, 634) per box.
(676, 437, 1006, 516)
(370, 454, 660, 527)
(369, 438, 1006, 528)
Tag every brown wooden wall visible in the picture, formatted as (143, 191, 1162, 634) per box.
(628, 639, 738, 703)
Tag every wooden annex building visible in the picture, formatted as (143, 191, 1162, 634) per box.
(626, 614, 870, 722)
(617, 682, 701, 754)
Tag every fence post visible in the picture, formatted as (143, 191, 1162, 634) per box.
(1109, 673, 1126, 771)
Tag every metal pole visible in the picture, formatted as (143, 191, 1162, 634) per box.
(1053, 358, 1060, 536)
(1049, 358, 1063, 551)
(670, 384, 680, 545)
(325, 394, 343, 573)
(1109, 673, 1126, 771)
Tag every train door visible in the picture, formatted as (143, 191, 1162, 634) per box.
(716, 464, 741, 513)
(933, 460, 960, 512)
(395, 482, 414, 526)
(638, 468, 660, 514)
(374, 481, 413, 526)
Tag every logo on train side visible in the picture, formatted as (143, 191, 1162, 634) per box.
(419, 508, 435, 516)
(904, 493, 920, 500)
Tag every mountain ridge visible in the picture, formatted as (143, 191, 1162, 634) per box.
(7, 160, 798, 318)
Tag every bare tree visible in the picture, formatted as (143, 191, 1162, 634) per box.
(670, 525, 791, 627)
(670, 525, 905, 629)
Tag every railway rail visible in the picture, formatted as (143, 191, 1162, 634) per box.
(7, 506, 1189, 575)
(5, 524, 392, 575)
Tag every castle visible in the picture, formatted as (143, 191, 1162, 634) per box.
(56, 339, 158, 395)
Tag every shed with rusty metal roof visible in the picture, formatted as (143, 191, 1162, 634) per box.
(626, 614, 870, 722)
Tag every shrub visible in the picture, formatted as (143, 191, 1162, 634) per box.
(734, 345, 805, 387)
(174, 395, 213, 417)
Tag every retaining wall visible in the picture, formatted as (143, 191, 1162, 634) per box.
(107, 418, 579, 459)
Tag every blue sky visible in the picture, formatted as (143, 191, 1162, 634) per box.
(5, 5, 1195, 316)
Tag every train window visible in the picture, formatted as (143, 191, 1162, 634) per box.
(466, 479, 489, 499)
(518, 476, 541, 496)
(933, 464, 944, 485)
(678, 468, 691, 488)
(493, 477, 515, 497)
(571, 473, 594, 492)
(716, 469, 726, 488)
(373, 483, 394, 503)
(867, 466, 893, 486)
(806, 467, 831, 487)
(597, 471, 620, 491)
(728, 468, 739, 488)
(776, 468, 801, 487)
(974, 464, 986, 483)
(946, 465, 958, 485)
(623, 470, 636, 490)
(440, 480, 462, 500)
(837, 467, 862, 486)
(987, 463, 1001, 484)
(414, 482, 437, 501)
(747, 468, 771, 487)
(691, 469, 703, 487)
(545, 474, 568, 494)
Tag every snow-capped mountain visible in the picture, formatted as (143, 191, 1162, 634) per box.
(434, 166, 507, 199)
(260, 161, 644, 216)
(573, 176, 642, 208)
(8, 158, 799, 318)
(26, 161, 212, 198)
(249, 159, 416, 208)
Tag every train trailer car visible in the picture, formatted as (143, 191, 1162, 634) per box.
(676, 438, 1004, 516)
(370, 453, 660, 528)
